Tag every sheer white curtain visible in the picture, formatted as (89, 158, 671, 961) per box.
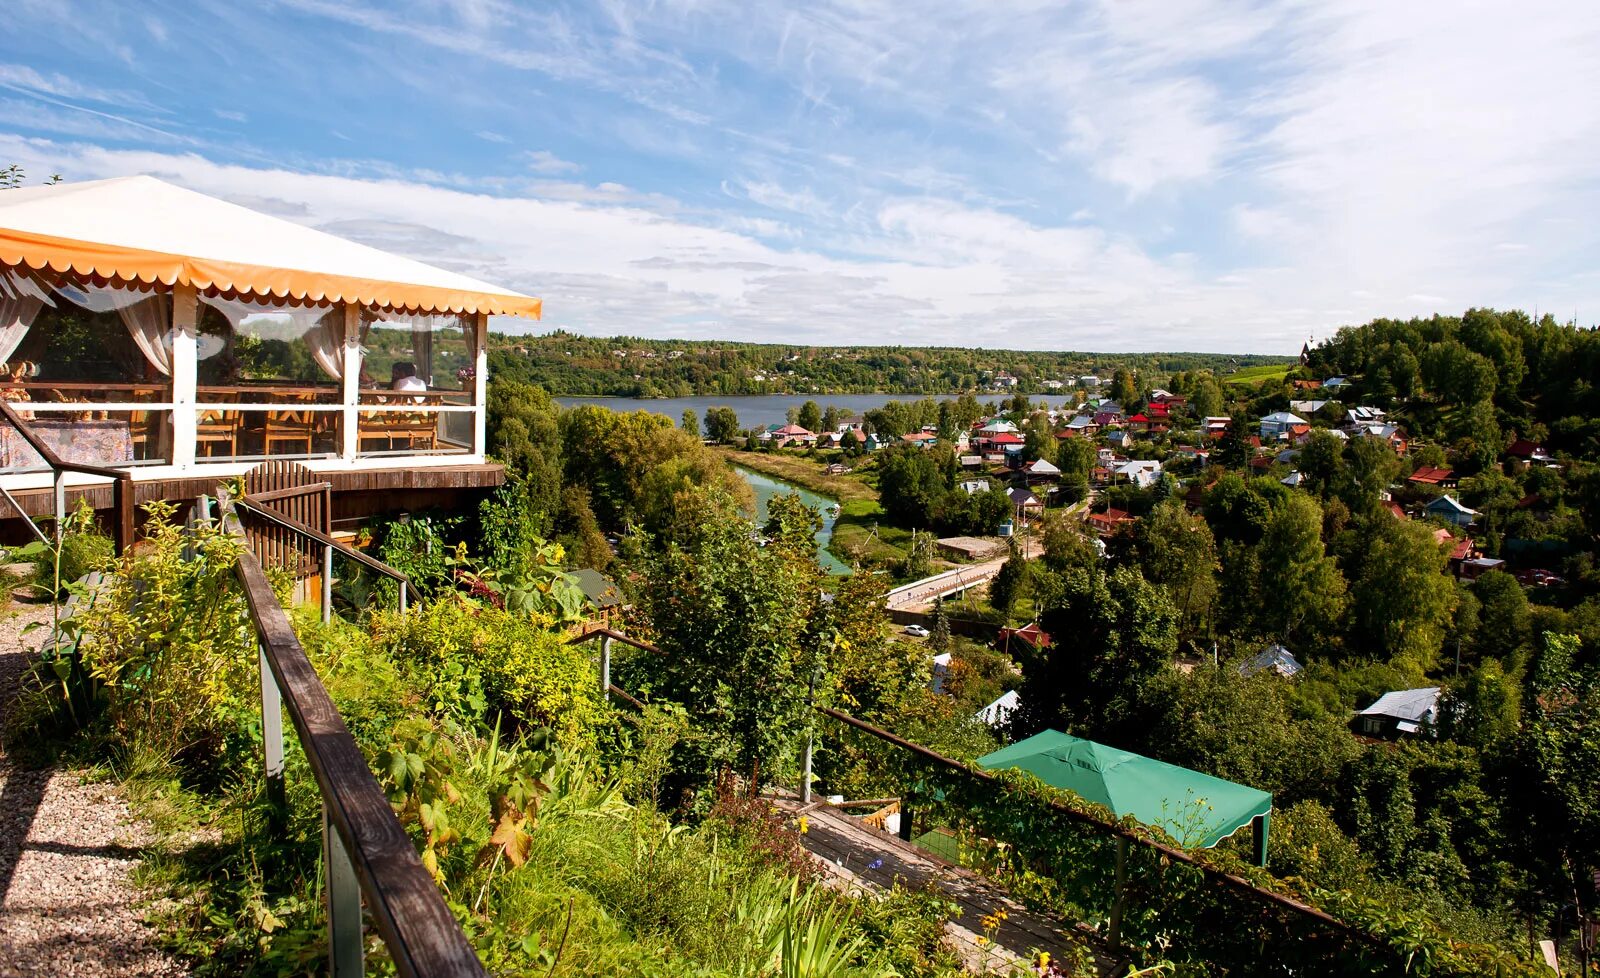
(302, 309, 345, 381)
(199, 296, 342, 381)
(60, 280, 174, 376)
(119, 294, 173, 377)
(0, 268, 48, 368)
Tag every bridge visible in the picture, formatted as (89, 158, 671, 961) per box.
(884, 538, 1037, 611)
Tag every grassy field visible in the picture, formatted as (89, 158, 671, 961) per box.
(1222, 363, 1294, 387)
(709, 447, 879, 502)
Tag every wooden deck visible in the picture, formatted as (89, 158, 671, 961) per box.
(0, 462, 504, 528)
(769, 794, 1122, 975)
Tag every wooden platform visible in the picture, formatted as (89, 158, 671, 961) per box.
(769, 793, 1122, 975)
(0, 462, 504, 529)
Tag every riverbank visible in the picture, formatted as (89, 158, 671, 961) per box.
(710, 447, 877, 502)
(713, 448, 924, 573)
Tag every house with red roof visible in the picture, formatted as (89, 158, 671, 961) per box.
(1085, 507, 1136, 536)
(1408, 466, 1458, 488)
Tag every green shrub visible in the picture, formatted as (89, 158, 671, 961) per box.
(29, 526, 114, 595)
(370, 599, 603, 746)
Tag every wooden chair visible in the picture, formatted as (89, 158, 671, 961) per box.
(358, 410, 438, 452)
(196, 409, 241, 458)
(263, 408, 318, 456)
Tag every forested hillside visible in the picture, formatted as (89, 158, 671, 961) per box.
(487, 330, 1291, 397)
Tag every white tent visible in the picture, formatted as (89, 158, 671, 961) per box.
(0, 176, 540, 318)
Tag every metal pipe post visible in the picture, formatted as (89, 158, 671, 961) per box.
(399, 579, 408, 615)
(1109, 836, 1130, 947)
(259, 644, 285, 816)
(322, 543, 334, 624)
(802, 670, 817, 805)
(600, 636, 612, 702)
(323, 806, 364, 977)
(52, 470, 65, 547)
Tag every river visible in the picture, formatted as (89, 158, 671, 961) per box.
(554, 392, 966, 431)
(730, 464, 850, 575)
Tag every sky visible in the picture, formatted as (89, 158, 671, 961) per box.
(2, 1, 1598, 354)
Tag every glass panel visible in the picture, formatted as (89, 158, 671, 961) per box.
(0, 267, 174, 398)
(356, 408, 470, 458)
(358, 310, 472, 400)
(0, 409, 172, 472)
(196, 295, 343, 404)
(195, 406, 342, 461)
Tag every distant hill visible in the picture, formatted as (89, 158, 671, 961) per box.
(486, 330, 1293, 397)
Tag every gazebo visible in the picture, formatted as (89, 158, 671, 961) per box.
(978, 730, 1272, 866)
(0, 175, 540, 524)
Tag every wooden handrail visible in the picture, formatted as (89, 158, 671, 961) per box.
(0, 400, 136, 553)
(235, 492, 409, 586)
(220, 497, 485, 978)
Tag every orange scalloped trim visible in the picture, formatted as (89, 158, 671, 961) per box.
(0, 227, 541, 319)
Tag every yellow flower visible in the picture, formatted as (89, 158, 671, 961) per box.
(798, 816, 809, 834)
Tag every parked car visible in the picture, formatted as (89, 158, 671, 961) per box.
(903, 624, 930, 637)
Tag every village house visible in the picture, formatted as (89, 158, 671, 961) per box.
(1020, 458, 1060, 485)
(1355, 687, 1441, 739)
(1504, 439, 1553, 466)
(1114, 459, 1163, 488)
(1238, 645, 1303, 678)
(1202, 416, 1232, 439)
(1408, 465, 1457, 488)
(901, 431, 938, 448)
(836, 415, 866, 433)
(1008, 486, 1044, 522)
(958, 478, 992, 495)
(1085, 506, 1135, 536)
(1259, 411, 1308, 441)
(1425, 495, 1476, 527)
(1322, 376, 1352, 392)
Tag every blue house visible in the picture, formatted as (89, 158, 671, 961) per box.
(1425, 495, 1477, 527)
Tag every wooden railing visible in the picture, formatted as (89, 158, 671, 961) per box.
(565, 626, 1379, 954)
(213, 495, 483, 978)
(0, 400, 135, 553)
(233, 492, 409, 618)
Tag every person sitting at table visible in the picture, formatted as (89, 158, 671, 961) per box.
(390, 361, 427, 393)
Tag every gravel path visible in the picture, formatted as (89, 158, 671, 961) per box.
(0, 601, 186, 977)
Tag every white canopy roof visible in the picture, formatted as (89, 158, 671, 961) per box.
(0, 176, 540, 317)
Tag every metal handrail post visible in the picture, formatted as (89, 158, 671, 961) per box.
(399, 579, 408, 615)
(324, 805, 364, 977)
(52, 470, 65, 547)
(260, 643, 286, 816)
(600, 636, 612, 702)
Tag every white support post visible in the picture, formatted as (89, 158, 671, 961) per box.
(600, 636, 612, 702)
(322, 806, 364, 978)
(341, 304, 361, 461)
(170, 283, 198, 470)
(259, 645, 285, 812)
(473, 312, 488, 457)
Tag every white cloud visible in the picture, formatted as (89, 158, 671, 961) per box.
(523, 149, 581, 173)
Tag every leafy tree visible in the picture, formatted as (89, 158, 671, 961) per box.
(877, 445, 949, 527)
(1469, 569, 1530, 669)
(988, 542, 1029, 619)
(1020, 564, 1178, 743)
(1503, 633, 1600, 935)
(797, 400, 822, 433)
(1215, 413, 1253, 469)
(1348, 516, 1457, 671)
(821, 405, 841, 434)
(680, 408, 699, 437)
(928, 598, 951, 654)
(1189, 375, 1224, 420)
(1131, 500, 1219, 645)
(1255, 493, 1347, 645)
(1038, 511, 1100, 574)
(1342, 434, 1401, 513)
(1440, 659, 1520, 748)
(703, 405, 740, 443)
(1022, 414, 1054, 463)
(1110, 367, 1138, 408)
(634, 489, 824, 779)
(1055, 436, 1095, 504)
(486, 381, 564, 534)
